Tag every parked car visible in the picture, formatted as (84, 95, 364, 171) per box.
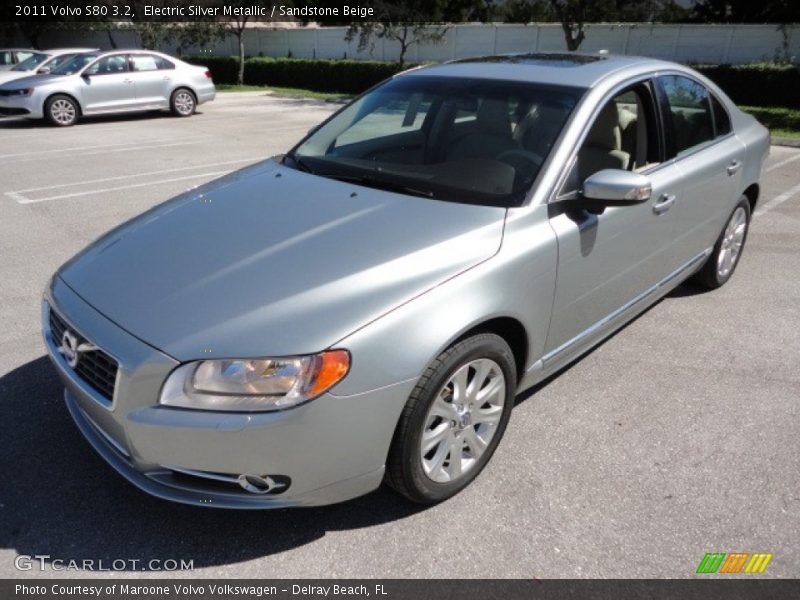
(0, 48, 36, 71)
(43, 53, 768, 508)
(0, 49, 215, 125)
(0, 48, 97, 85)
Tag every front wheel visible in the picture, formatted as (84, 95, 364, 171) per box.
(170, 88, 196, 117)
(45, 95, 79, 127)
(693, 196, 751, 289)
(386, 333, 516, 504)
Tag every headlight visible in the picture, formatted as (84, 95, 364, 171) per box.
(159, 350, 350, 412)
(9, 88, 33, 96)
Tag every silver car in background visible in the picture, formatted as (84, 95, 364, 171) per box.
(0, 49, 215, 125)
(43, 53, 769, 508)
(0, 48, 35, 70)
(0, 48, 97, 85)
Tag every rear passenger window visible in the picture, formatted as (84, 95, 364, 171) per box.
(711, 94, 731, 137)
(660, 75, 714, 156)
(131, 55, 174, 71)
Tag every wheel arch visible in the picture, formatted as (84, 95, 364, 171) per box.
(743, 183, 759, 212)
(447, 316, 529, 384)
(44, 92, 83, 116)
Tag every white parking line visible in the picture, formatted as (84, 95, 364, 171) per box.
(0, 137, 206, 159)
(754, 181, 800, 217)
(7, 157, 263, 195)
(766, 153, 800, 173)
(10, 171, 230, 205)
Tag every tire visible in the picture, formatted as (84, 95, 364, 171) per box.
(170, 88, 196, 117)
(386, 333, 516, 504)
(692, 196, 751, 289)
(44, 94, 79, 127)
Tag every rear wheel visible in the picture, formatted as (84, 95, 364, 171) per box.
(45, 95, 78, 127)
(170, 88, 196, 117)
(693, 196, 751, 289)
(386, 333, 516, 504)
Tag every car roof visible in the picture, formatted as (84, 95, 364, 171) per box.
(404, 52, 676, 89)
(42, 48, 98, 55)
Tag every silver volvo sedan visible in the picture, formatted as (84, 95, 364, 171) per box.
(0, 49, 215, 125)
(43, 53, 769, 508)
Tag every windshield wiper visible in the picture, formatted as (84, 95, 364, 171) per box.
(325, 173, 435, 199)
(282, 153, 314, 174)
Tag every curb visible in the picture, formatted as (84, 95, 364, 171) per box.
(771, 137, 800, 148)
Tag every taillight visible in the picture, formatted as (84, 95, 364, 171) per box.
(204, 70, 212, 79)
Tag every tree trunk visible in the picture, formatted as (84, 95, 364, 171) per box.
(560, 21, 585, 51)
(237, 32, 245, 85)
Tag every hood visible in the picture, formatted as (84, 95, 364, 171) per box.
(0, 73, 70, 89)
(59, 160, 506, 360)
(0, 70, 33, 84)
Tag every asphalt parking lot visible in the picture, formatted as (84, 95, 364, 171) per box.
(0, 92, 798, 579)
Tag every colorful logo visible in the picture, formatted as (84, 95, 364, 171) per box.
(696, 552, 773, 574)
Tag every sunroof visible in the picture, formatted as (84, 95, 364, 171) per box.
(452, 53, 606, 68)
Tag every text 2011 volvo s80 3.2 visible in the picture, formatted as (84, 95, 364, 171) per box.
(43, 53, 769, 508)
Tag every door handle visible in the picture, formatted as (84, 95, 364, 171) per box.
(727, 160, 742, 176)
(162, 76, 171, 81)
(653, 193, 676, 215)
(123, 78, 133, 84)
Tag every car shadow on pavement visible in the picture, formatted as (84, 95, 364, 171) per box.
(0, 356, 425, 572)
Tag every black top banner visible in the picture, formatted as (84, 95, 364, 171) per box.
(3, 1, 474, 24)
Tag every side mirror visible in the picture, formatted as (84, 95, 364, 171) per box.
(37, 66, 51, 74)
(582, 169, 652, 207)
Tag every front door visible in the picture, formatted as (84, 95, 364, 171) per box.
(79, 54, 136, 114)
(544, 81, 685, 364)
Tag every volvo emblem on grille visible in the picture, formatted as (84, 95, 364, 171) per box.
(57, 329, 98, 368)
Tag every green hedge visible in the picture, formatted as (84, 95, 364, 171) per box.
(188, 56, 799, 108)
(693, 63, 800, 108)
(186, 56, 407, 94)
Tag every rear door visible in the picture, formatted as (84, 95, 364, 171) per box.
(655, 74, 745, 267)
(544, 79, 685, 359)
(128, 53, 175, 108)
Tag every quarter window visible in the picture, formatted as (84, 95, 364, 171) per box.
(660, 75, 714, 156)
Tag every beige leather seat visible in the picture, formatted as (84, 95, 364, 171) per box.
(578, 103, 631, 181)
(446, 98, 518, 161)
(513, 103, 568, 156)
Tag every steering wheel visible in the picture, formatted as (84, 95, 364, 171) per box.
(497, 149, 544, 172)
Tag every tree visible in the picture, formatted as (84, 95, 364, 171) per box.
(503, 1, 666, 51)
(690, 1, 800, 23)
(346, 1, 481, 68)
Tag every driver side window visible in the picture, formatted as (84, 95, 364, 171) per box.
(559, 83, 660, 198)
(85, 55, 129, 76)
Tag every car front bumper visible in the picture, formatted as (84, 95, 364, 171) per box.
(44, 276, 414, 509)
(0, 91, 43, 118)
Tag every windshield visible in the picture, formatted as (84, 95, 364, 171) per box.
(50, 53, 99, 75)
(289, 76, 583, 206)
(11, 52, 48, 71)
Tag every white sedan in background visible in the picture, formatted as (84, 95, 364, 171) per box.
(0, 48, 97, 85)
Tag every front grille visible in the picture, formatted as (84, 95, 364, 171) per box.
(49, 308, 118, 402)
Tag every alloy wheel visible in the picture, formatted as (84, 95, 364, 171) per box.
(717, 205, 747, 279)
(173, 91, 195, 115)
(50, 99, 76, 125)
(420, 358, 506, 483)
